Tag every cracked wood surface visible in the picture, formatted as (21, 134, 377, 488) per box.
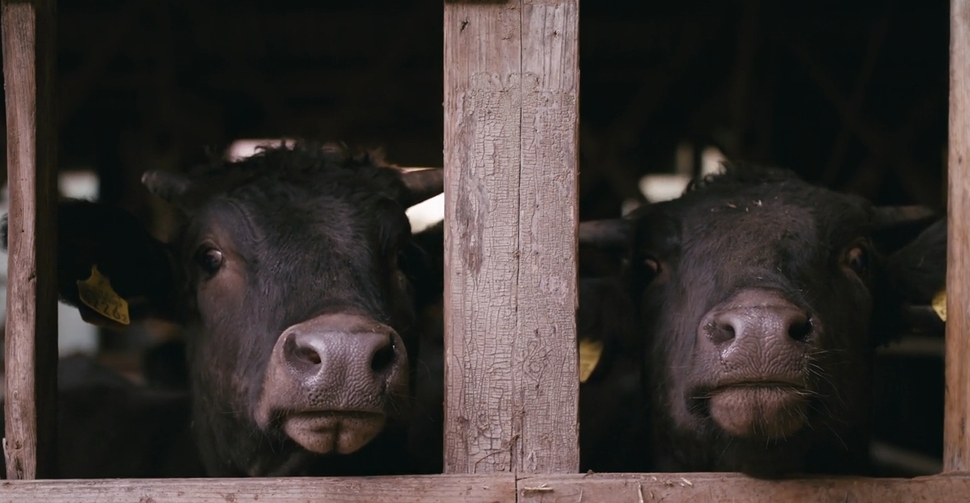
(443, 0, 580, 474)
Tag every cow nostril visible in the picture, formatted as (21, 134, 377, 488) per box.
(370, 339, 396, 373)
(294, 343, 322, 365)
(788, 317, 813, 341)
(710, 321, 736, 344)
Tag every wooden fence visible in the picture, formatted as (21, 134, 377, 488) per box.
(0, 0, 967, 501)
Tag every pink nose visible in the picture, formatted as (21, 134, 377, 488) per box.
(283, 329, 397, 381)
(701, 289, 815, 358)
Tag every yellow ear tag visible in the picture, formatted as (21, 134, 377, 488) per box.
(76, 265, 130, 326)
(578, 338, 604, 383)
(932, 290, 947, 322)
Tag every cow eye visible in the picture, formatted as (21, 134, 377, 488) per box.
(639, 256, 662, 284)
(846, 246, 867, 276)
(196, 246, 225, 276)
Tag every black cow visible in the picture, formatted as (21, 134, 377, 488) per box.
(4, 142, 444, 477)
(579, 163, 946, 477)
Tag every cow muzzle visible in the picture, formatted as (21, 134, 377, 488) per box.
(256, 313, 409, 455)
(693, 288, 816, 439)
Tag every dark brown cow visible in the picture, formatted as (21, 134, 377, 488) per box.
(3, 142, 443, 477)
(580, 163, 946, 477)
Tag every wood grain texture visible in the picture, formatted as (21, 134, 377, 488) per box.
(0, 473, 967, 503)
(1, 0, 58, 480)
(443, 0, 580, 474)
(0, 474, 515, 503)
(946, 0, 970, 474)
(518, 473, 970, 503)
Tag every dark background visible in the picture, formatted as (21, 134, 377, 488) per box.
(1, 0, 947, 220)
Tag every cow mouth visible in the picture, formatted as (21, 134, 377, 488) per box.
(694, 380, 812, 439)
(281, 411, 386, 455)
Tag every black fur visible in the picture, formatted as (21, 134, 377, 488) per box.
(623, 162, 945, 477)
(10, 142, 440, 477)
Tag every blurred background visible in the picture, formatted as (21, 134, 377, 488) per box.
(0, 0, 949, 476)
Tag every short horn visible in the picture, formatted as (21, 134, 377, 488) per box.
(579, 219, 632, 249)
(141, 170, 192, 203)
(400, 167, 444, 206)
(872, 205, 938, 230)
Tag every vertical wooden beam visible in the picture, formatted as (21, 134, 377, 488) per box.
(946, 0, 970, 474)
(443, 0, 580, 474)
(2, 0, 58, 479)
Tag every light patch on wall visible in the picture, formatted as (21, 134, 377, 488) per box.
(638, 174, 691, 203)
(226, 138, 296, 162)
(638, 145, 727, 203)
(701, 145, 727, 177)
(58, 170, 100, 200)
(406, 192, 444, 233)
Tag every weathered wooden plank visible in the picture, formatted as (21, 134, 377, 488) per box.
(516, 0, 580, 473)
(517, 473, 970, 503)
(946, 0, 970, 474)
(0, 473, 968, 503)
(443, 0, 580, 474)
(1, 0, 58, 480)
(443, 0, 523, 474)
(0, 474, 516, 503)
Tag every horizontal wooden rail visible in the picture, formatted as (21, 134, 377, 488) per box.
(0, 473, 967, 503)
(0, 475, 514, 503)
(518, 473, 970, 502)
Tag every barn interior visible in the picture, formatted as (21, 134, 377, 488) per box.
(0, 0, 949, 477)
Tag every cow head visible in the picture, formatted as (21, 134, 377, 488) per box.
(580, 163, 945, 476)
(4, 142, 443, 476)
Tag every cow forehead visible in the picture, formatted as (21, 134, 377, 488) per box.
(632, 185, 873, 297)
(683, 203, 817, 253)
(183, 184, 406, 284)
(189, 178, 406, 242)
(665, 183, 870, 249)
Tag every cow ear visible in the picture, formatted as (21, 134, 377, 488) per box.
(2, 199, 181, 330)
(577, 277, 639, 363)
(405, 220, 444, 309)
(881, 218, 947, 335)
(869, 205, 941, 254)
(579, 219, 632, 251)
(398, 167, 443, 207)
(885, 218, 947, 305)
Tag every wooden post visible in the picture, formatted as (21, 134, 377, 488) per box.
(442, 0, 580, 474)
(2, 0, 58, 479)
(946, 0, 970, 474)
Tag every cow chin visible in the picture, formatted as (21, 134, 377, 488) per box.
(282, 411, 387, 454)
(707, 386, 809, 439)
